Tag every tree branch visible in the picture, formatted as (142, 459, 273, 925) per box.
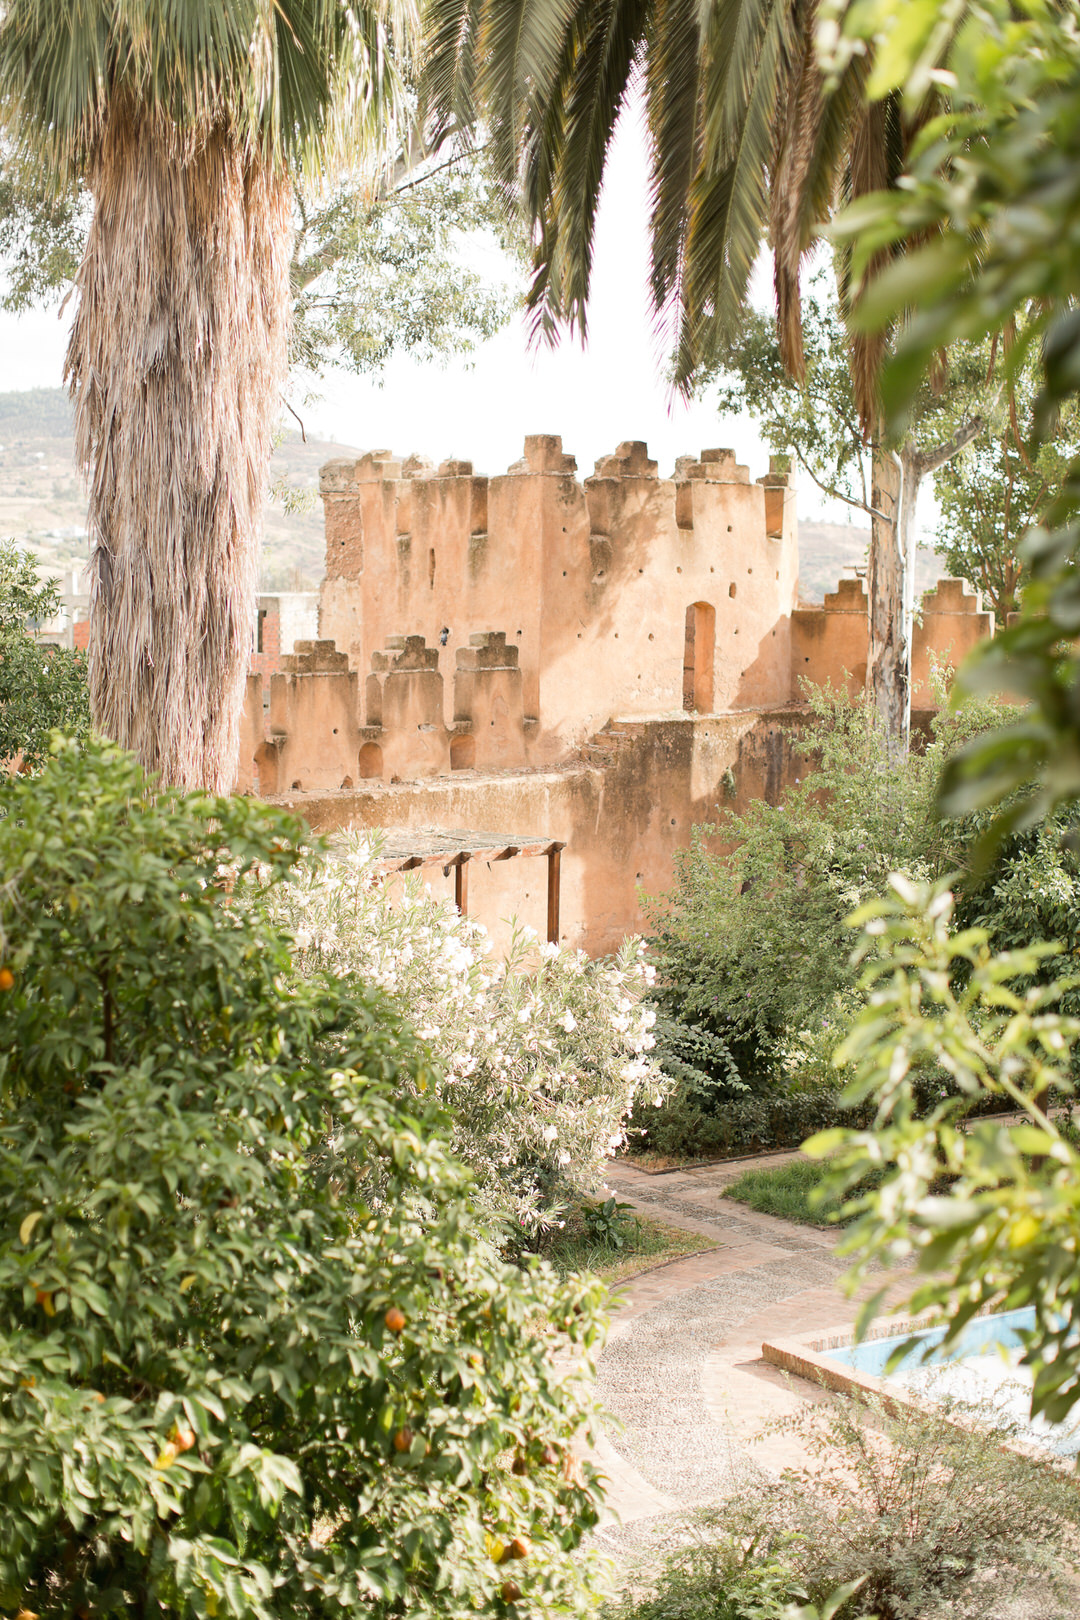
(915, 415, 985, 476)
(792, 446, 892, 524)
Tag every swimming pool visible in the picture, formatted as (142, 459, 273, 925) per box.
(823, 1306, 1080, 1458)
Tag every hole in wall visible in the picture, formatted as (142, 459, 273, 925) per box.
(747, 566, 753, 574)
(358, 743, 383, 780)
(729, 583, 736, 599)
(429, 547, 436, 588)
(676, 566, 682, 574)
(340, 775, 353, 789)
(727, 524, 733, 532)
(332, 727, 338, 734)
(451, 735, 476, 770)
(648, 633, 654, 641)
(775, 570, 780, 580)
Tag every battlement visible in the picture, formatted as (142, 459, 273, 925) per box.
(280, 639, 350, 674)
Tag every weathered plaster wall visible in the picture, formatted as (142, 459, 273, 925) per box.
(317, 435, 801, 765)
(263, 705, 811, 957)
(240, 430, 999, 956)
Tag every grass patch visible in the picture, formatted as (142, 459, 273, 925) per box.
(722, 1156, 879, 1226)
(541, 1205, 717, 1285)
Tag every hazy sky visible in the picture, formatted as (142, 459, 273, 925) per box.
(0, 107, 868, 523)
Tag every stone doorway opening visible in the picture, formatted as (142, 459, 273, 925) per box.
(682, 602, 716, 712)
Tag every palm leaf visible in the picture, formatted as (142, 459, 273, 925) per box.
(523, 0, 653, 339)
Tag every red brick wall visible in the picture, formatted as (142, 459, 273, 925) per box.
(73, 619, 90, 651)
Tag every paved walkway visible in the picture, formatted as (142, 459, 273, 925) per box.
(586, 1156, 881, 1547)
(586, 1158, 1080, 1619)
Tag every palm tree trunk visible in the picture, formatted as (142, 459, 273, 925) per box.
(867, 443, 908, 754)
(67, 111, 291, 792)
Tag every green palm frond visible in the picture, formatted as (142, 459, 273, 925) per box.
(424, 0, 484, 140)
(670, 0, 795, 388)
(646, 0, 705, 320)
(523, 0, 652, 340)
(0, 0, 410, 182)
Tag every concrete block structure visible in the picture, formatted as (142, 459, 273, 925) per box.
(236, 434, 998, 954)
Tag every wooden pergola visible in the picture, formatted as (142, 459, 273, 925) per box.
(372, 827, 566, 944)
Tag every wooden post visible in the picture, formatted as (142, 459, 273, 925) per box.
(546, 845, 562, 945)
(454, 855, 469, 917)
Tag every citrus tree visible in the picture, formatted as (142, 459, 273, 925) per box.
(0, 740, 608, 1619)
(0, 538, 89, 767)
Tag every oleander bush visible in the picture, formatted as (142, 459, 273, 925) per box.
(0, 740, 610, 1620)
(258, 837, 669, 1237)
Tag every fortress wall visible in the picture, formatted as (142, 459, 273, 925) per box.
(262, 704, 811, 957)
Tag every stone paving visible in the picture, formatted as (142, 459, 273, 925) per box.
(585, 1157, 1080, 1619)
(586, 1154, 857, 1542)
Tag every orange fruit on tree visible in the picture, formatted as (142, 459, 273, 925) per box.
(500, 1580, 523, 1602)
(0, 967, 15, 991)
(393, 1427, 414, 1453)
(503, 1536, 530, 1562)
(384, 1306, 406, 1335)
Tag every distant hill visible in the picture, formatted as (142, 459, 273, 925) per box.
(0, 386, 360, 589)
(0, 388, 949, 598)
(797, 519, 947, 605)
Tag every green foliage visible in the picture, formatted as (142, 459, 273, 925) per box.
(0, 740, 610, 1618)
(579, 1197, 639, 1251)
(0, 146, 521, 373)
(0, 539, 89, 767)
(0, 2, 406, 184)
(710, 266, 989, 517)
(0, 161, 86, 312)
(932, 347, 1080, 626)
(636, 682, 1080, 1159)
(644, 686, 969, 1092)
(722, 1157, 880, 1227)
(807, 874, 1080, 1430)
(617, 1396, 1080, 1620)
(828, 0, 1080, 838)
(290, 148, 523, 378)
(540, 1207, 712, 1285)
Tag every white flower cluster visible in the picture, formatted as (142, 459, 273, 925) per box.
(256, 837, 669, 1234)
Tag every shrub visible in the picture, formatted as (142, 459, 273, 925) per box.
(0, 741, 610, 1619)
(258, 837, 668, 1236)
(617, 1395, 1080, 1620)
(0, 538, 90, 767)
(638, 682, 1080, 1158)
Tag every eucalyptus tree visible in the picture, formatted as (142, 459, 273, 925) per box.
(0, 2, 407, 791)
(424, 0, 956, 745)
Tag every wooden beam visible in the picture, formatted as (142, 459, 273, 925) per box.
(455, 855, 469, 916)
(546, 845, 562, 945)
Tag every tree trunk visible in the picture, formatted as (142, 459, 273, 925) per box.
(67, 112, 292, 792)
(867, 444, 907, 752)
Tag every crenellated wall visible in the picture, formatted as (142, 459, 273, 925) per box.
(235, 433, 998, 952)
(317, 434, 801, 765)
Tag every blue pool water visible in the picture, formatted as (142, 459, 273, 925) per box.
(826, 1307, 1035, 1377)
(824, 1307, 1080, 1458)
